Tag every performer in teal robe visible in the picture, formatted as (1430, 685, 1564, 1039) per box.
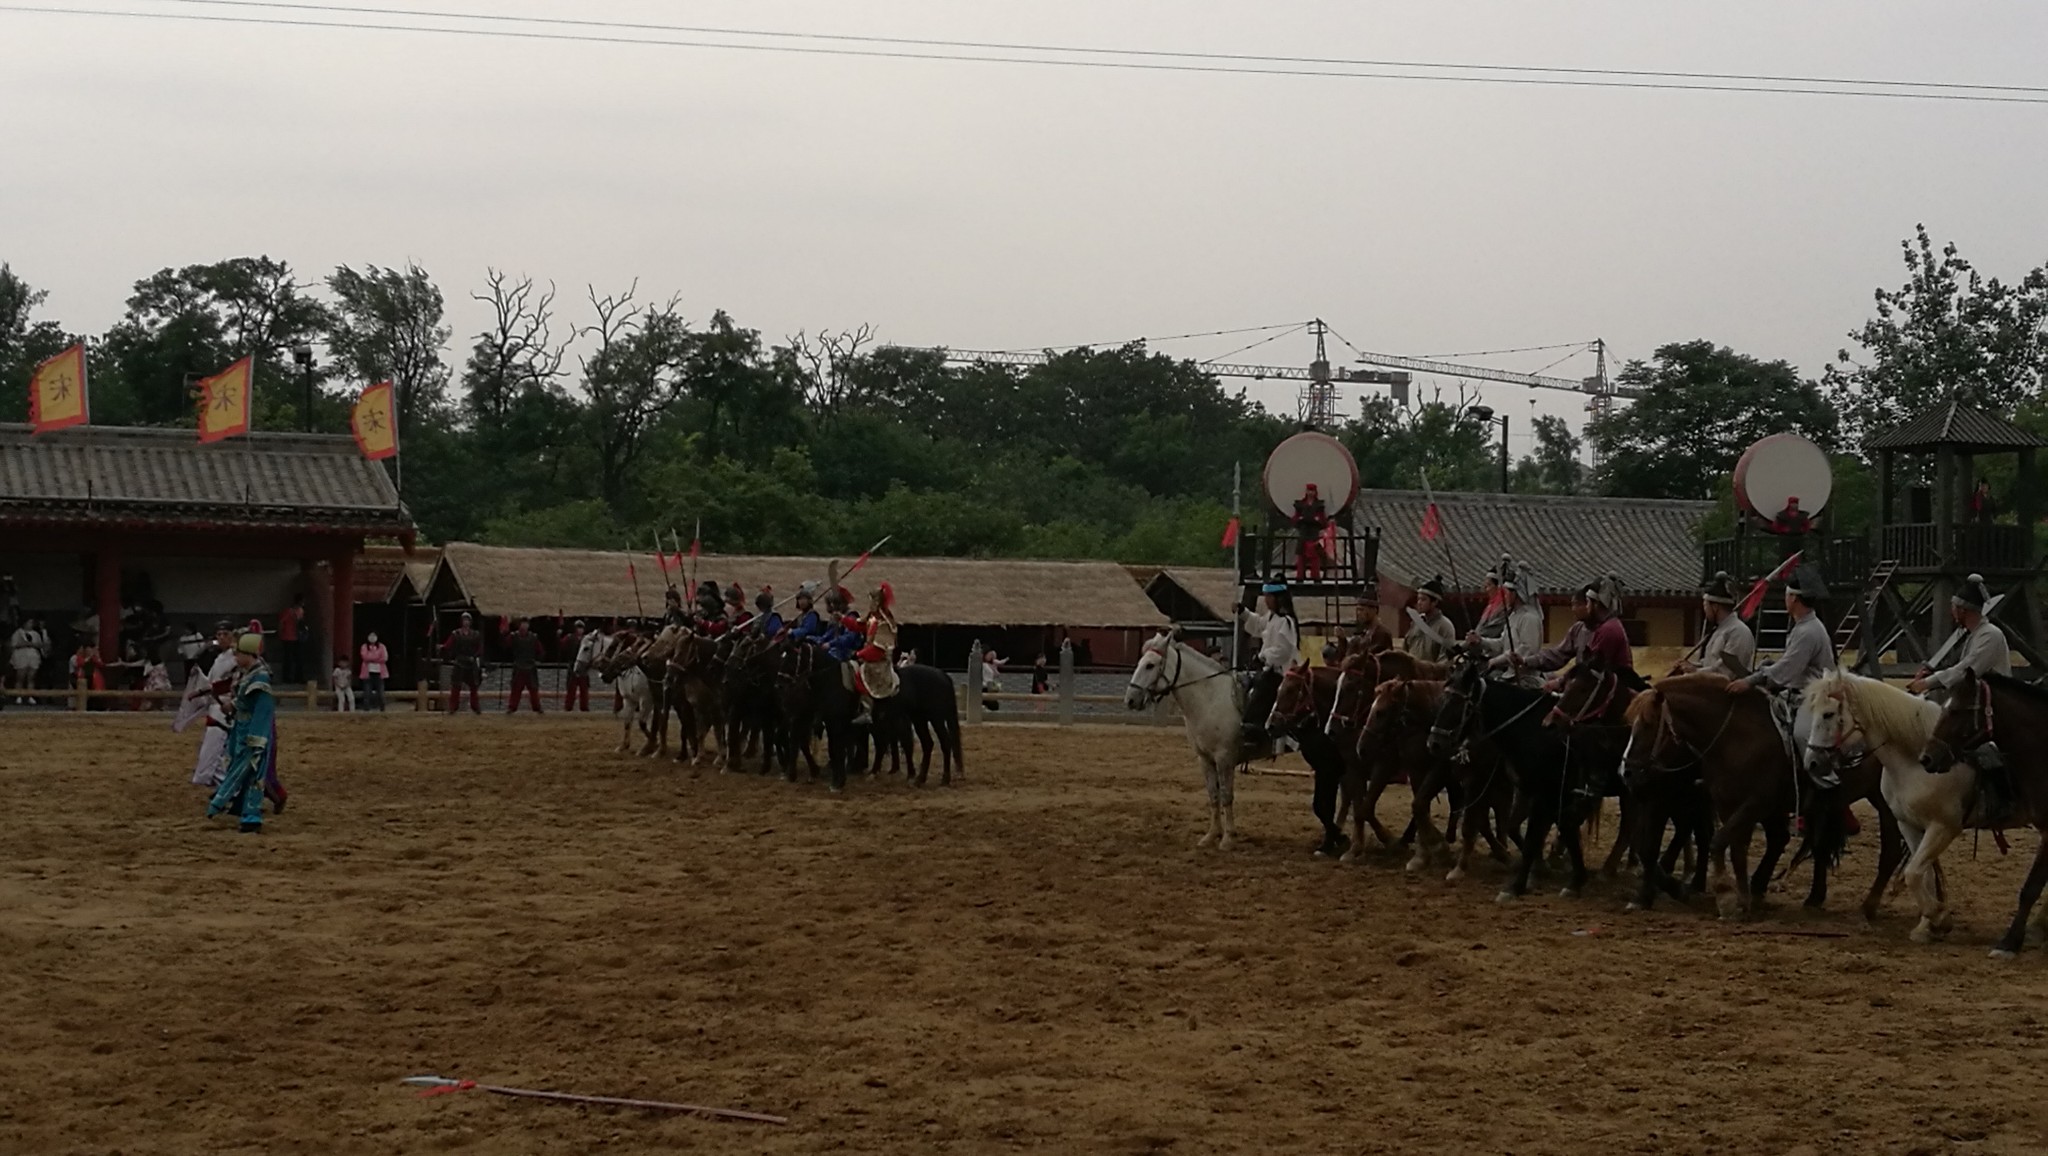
(207, 632, 276, 833)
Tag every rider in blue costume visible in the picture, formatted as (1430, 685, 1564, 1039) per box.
(206, 631, 277, 833)
(786, 581, 825, 642)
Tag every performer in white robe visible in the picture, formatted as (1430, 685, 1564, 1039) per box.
(179, 620, 239, 787)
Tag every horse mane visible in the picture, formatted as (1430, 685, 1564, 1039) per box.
(1623, 687, 1663, 725)
(1806, 669, 1939, 750)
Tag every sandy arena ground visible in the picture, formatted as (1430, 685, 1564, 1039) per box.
(5, 713, 2048, 1155)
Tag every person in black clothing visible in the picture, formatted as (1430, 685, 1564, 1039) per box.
(1030, 654, 1050, 695)
(443, 613, 484, 715)
(507, 617, 543, 714)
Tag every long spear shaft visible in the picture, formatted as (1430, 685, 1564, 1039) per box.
(626, 543, 646, 619)
(771, 535, 894, 614)
(1230, 460, 1242, 671)
(401, 1076, 787, 1126)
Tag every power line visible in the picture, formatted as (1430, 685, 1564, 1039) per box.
(6, 2, 2047, 105)
(1201, 323, 1308, 365)
(992, 321, 1307, 354)
(135, 0, 2048, 98)
(1406, 341, 1594, 359)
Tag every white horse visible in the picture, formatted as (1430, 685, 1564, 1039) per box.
(1126, 632, 1246, 849)
(1802, 669, 1961, 944)
(595, 633, 658, 755)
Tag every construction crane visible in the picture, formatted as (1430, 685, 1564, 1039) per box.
(902, 319, 1636, 426)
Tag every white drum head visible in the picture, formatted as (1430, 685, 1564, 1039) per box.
(1263, 432, 1360, 515)
(1733, 433, 1832, 518)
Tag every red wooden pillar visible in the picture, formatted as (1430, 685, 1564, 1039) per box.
(95, 543, 121, 659)
(331, 549, 356, 682)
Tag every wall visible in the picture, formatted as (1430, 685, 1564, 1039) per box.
(131, 556, 304, 625)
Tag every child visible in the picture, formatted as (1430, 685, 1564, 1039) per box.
(332, 655, 355, 712)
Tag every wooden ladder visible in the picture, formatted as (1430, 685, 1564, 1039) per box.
(1833, 559, 1900, 653)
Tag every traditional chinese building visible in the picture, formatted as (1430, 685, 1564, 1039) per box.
(0, 423, 413, 680)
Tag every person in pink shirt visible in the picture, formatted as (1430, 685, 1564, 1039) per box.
(357, 632, 390, 712)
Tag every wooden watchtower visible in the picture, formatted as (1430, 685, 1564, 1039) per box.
(1857, 400, 2047, 673)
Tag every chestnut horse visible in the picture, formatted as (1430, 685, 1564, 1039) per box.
(1358, 677, 1512, 881)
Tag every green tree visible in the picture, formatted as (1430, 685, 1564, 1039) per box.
(97, 257, 332, 427)
(325, 262, 452, 440)
(0, 264, 76, 423)
(1824, 224, 2048, 442)
(1591, 341, 1836, 500)
(577, 285, 693, 509)
(1341, 394, 1496, 493)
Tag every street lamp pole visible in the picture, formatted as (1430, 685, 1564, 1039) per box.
(1468, 405, 1510, 494)
(292, 343, 315, 432)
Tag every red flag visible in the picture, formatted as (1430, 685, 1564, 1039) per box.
(1420, 503, 1443, 542)
(1319, 520, 1338, 558)
(1737, 551, 1803, 620)
(1220, 517, 1241, 549)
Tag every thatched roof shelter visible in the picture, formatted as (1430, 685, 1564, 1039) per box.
(428, 542, 1168, 628)
(1143, 567, 1241, 623)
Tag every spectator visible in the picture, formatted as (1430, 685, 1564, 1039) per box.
(9, 616, 48, 709)
(71, 643, 105, 711)
(981, 649, 1006, 713)
(332, 655, 355, 712)
(278, 594, 307, 684)
(1030, 652, 1051, 714)
(142, 655, 172, 709)
(358, 632, 389, 711)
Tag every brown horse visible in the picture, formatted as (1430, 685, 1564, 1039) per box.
(1358, 678, 1512, 881)
(1266, 662, 1360, 857)
(1923, 672, 2048, 959)
(1326, 651, 1450, 853)
(1622, 673, 1903, 920)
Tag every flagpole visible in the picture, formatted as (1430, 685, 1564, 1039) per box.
(1418, 468, 1467, 631)
(1230, 460, 1243, 672)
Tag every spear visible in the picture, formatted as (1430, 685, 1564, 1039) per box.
(771, 535, 893, 613)
(400, 1076, 787, 1126)
(625, 543, 646, 619)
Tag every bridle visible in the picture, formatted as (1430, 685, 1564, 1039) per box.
(1132, 639, 1231, 706)
(1430, 659, 1553, 753)
(1549, 666, 1626, 728)
(1325, 657, 1382, 734)
(1804, 685, 1872, 768)
(1266, 664, 1320, 731)
(1925, 676, 1994, 772)
(1624, 690, 1737, 781)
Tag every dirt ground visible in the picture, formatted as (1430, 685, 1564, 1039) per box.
(5, 714, 2048, 1156)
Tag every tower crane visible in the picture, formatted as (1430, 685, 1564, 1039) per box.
(896, 319, 1636, 426)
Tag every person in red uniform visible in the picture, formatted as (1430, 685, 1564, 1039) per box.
(1292, 484, 1332, 581)
(506, 617, 543, 714)
(277, 594, 307, 685)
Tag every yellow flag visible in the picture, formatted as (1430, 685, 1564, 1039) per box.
(197, 356, 253, 443)
(350, 381, 398, 460)
(29, 342, 88, 433)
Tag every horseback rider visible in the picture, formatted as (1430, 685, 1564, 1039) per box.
(751, 587, 784, 636)
(787, 581, 825, 643)
(722, 582, 748, 629)
(1474, 555, 1515, 644)
(1238, 580, 1300, 743)
(1727, 564, 1837, 784)
(1475, 566, 1544, 675)
(1348, 582, 1394, 656)
(1910, 572, 2012, 695)
(1677, 571, 1755, 679)
(662, 585, 690, 629)
(1512, 574, 1633, 688)
(1402, 576, 1458, 662)
(851, 583, 901, 725)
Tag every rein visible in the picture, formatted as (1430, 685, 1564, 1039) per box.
(1134, 642, 1232, 707)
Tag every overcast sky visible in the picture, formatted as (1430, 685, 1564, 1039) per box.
(5, 1, 2046, 452)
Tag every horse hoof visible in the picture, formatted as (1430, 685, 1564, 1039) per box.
(1404, 855, 1425, 875)
(1495, 891, 1518, 905)
(1990, 947, 2019, 961)
(1624, 901, 1643, 914)
(1559, 887, 1580, 900)
(1910, 925, 1935, 945)
(1218, 836, 1238, 852)
(1197, 834, 1216, 849)
(1339, 848, 1360, 865)
(1444, 868, 1464, 884)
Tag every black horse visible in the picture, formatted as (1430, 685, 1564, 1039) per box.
(870, 664, 965, 786)
(1427, 654, 1592, 901)
(778, 643, 860, 790)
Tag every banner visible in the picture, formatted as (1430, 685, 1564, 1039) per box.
(349, 381, 398, 460)
(197, 356, 254, 443)
(28, 342, 88, 433)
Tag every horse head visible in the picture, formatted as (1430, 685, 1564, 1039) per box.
(1425, 653, 1487, 759)
(1923, 670, 1988, 774)
(1125, 632, 1176, 711)
(1265, 661, 1319, 737)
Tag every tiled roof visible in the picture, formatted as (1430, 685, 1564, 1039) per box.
(0, 423, 411, 535)
(1354, 489, 1714, 598)
(1865, 401, 2046, 452)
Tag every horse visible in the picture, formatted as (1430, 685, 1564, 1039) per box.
(1265, 662, 1358, 858)
(1921, 671, 2048, 958)
(1427, 653, 1590, 901)
(1326, 651, 1451, 853)
(1802, 669, 1968, 944)
(1127, 633, 1243, 849)
(870, 664, 965, 786)
(774, 641, 862, 789)
(593, 631, 658, 756)
(1360, 677, 1512, 882)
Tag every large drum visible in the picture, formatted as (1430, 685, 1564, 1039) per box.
(1262, 431, 1360, 516)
